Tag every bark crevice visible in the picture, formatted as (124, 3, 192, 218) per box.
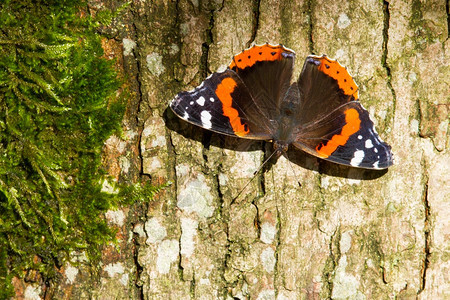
(273, 205, 282, 297)
(132, 232, 145, 300)
(307, 0, 315, 54)
(446, 0, 449, 39)
(418, 179, 431, 294)
(323, 227, 341, 298)
(200, 9, 216, 78)
(382, 0, 397, 115)
(247, 0, 261, 47)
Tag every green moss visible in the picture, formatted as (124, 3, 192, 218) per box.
(0, 0, 162, 297)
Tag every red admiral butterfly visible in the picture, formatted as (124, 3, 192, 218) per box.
(170, 44, 393, 169)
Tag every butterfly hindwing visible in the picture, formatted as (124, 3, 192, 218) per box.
(293, 102, 393, 169)
(330, 104, 393, 169)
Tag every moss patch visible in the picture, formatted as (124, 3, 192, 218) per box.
(0, 0, 160, 297)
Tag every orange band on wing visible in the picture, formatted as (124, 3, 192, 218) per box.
(315, 108, 361, 157)
(215, 77, 249, 137)
(229, 45, 291, 70)
(317, 57, 359, 99)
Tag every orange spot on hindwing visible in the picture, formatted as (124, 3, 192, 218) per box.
(215, 77, 249, 137)
(315, 108, 361, 157)
(317, 57, 359, 99)
(229, 45, 293, 70)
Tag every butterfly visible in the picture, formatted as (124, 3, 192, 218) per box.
(170, 44, 393, 169)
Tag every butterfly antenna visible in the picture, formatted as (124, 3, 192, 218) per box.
(231, 148, 280, 204)
(284, 150, 302, 187)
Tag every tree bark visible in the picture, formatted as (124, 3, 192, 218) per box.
(34, 0, 448, 299)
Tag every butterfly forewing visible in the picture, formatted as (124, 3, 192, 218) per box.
(171, 69, 273, 139)
(229, 44, 296, 123)
(295, 56, 358, 125)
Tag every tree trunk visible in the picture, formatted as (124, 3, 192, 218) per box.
(32, 0, 449, 299)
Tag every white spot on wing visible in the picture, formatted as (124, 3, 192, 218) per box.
(350, 150, 365, 167)
(182, 111, 189, 120)
(374, 148, 378, 153)
(365, 139, 374, 148)
(200, 111, 212, 129)
(358, 135, 363, 140)
(189, 101, 194, 105)
(373, 161, 380, 169)
(196, 96, 206, 106)
(210, 97, 214, 102)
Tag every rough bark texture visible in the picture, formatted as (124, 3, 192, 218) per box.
(19, 0, 448, 299)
